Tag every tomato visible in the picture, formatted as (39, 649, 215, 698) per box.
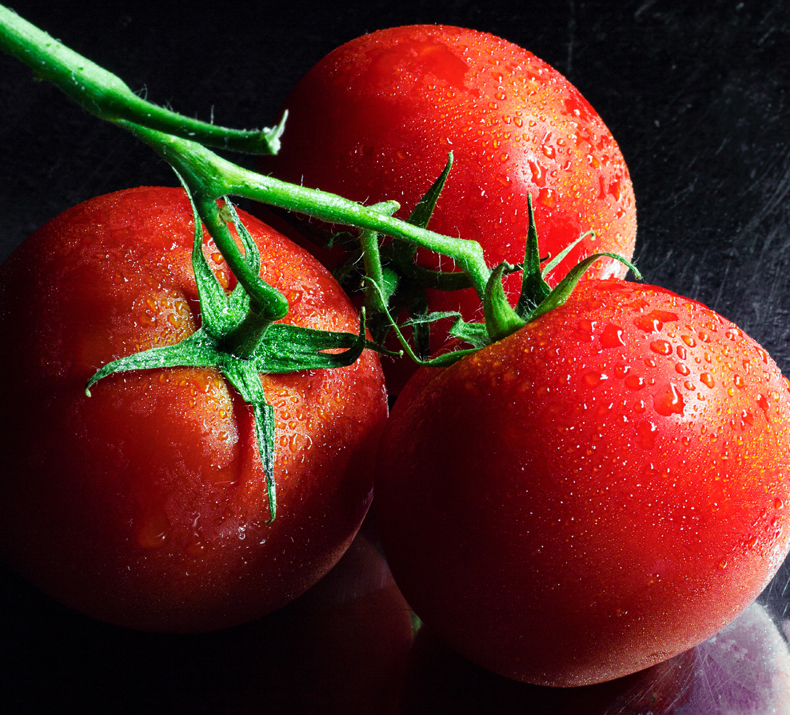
(374, 277, 790, 686)
(259, 25, 636, 323)
(0, 186, 388, 632)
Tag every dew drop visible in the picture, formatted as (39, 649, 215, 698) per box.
(614, 364, 631, 379)
(601, 323, 625, 348)
(625, 375, 646, 390)
(537, 187, 556, 207)
(650, 339, 673, 356)
(584, 370, 608, 387)
(137, 513, 170, 549)
(757, 394, 770, 412)
(637, 421, 658, 449)
(654, 383, 685, 417)
(185, 537, 207, 558)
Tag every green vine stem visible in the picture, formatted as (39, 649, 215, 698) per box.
(123, 122, 494, 303)
(0, 4, 494, 308)
(0, 5, 286, 155)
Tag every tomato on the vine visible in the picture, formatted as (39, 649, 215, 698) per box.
(260, 24, 636, 321)
(0, 186, 388, 632)
(374, 278, 790, 686)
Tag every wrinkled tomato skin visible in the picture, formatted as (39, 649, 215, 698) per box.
(0, 187, 388, 632)
(374, 278, 790, 686)
(259, 25, 636, 320)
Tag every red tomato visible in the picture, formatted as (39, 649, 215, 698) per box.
(259, 25, 636, 320)
(374, 278, 790, 686)
(0, 186, 388, 632)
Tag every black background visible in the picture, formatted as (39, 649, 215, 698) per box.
(2, 1, 790, 713)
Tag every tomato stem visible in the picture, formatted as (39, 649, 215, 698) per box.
(123, 121, 495, 302)
(0, 5, 286, 155)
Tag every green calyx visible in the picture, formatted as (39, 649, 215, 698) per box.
(369, 194, 641, 368)
(85, 191, 379, 523)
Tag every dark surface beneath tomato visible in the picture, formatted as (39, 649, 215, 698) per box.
(2, 0, 790, 712)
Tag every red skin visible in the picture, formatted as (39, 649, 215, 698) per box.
(0, 186, 388, 632)
(259, 24, 636, 319)
(374, 278, 790, 686)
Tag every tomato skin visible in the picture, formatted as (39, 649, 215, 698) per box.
(260, 25, 636, 320)
(374, 278, 790, 686)
(0, 187, 388, 632)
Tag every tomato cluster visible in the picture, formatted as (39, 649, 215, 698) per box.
(1, 21, 790, 694)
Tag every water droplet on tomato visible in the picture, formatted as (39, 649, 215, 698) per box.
(601, 323, 625, 348)
(681, 335, 696, 348)
(675, 363, 691, 376)
(137, 513, 171, 549)
(757, 394, 770, 412)
(637, 421, 658, 449)
(537, 187, 556, 207)
(185, 536, 207, 559)
(633, 310, 679, 333)
(625, 375, 646, 390)
(650, 339, 672, 356)
(583, 370, 608, 387)
(527, 159, 547, 187)
(700, 373, 715, 389)
(654, 383, 685, 417)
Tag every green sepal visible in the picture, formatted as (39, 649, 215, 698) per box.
(408, 152, 453, 230)
(483, 262, 526, 343)
(248, 312, 373, 374)
(515, 194, 552, 319)
(447, 319, 490, 349)
(526, 251, 642, 323)
(85, 330, 222, 396)
(540, 232, 590, 280)
(221, 361, 277, 523)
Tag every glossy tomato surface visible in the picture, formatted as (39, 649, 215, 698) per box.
(260, 24, 637, 321)
(0, 186, 388, 632)
(375, 278, 790, 686)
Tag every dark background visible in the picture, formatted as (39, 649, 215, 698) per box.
(2, 1, 790, 713)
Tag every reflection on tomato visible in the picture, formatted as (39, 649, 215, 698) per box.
(0, 523, 414, 713)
